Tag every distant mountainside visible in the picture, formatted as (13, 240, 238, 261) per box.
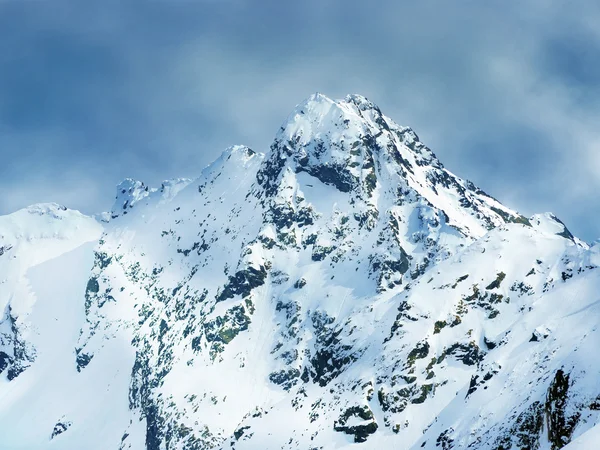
(1, 94, 599, 450)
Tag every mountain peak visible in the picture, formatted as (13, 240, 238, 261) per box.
(256, 93, 535, 244)
(280, 93, 387, 139)
(5, 93, 594, 450)
(273, 92, 403, 171)
(275, 94, 431, 172)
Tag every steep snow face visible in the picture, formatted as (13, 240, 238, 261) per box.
(0, 94, 599, 450)
(0, 204, 102, 383)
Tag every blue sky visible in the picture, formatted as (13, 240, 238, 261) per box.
(0, 1, 598, 241)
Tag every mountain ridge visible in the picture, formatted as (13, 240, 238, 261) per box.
(0, 93, 598, 450)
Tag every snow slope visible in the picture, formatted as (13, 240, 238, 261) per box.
(0, 94, 598, 450)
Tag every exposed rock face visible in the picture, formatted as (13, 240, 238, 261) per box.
(0, 94, 598, 450)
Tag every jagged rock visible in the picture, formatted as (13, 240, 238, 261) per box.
(333, 405, 378, 443)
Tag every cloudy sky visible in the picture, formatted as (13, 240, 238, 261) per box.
(0, 1, 598, 241)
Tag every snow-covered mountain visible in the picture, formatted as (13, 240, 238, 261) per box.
(1, 93, 599, 450)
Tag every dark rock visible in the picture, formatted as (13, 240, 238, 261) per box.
(433, 321, 447, 334)
(436, 428, 455, 450)
(0, 351, 11, 374)
(445, 342, 484, 366)
(545, 369, 580, 450)
(483, 337, 497, 350)
(307, 311, 357, 386)
(294, 278, 307, 289)
(452, 274, 469, 288)
(75, 350, 93, 372)
(234, 426, 251, 441)
(269, 368, 301, 391)
(495, 402, 543, 450)
(204, 305, 252, 345)
(51, 420, 72, 439)
(467, 375, 479, 397)
(407, 341, 430, 365)
(216, 265, 267, 302)
(486, 272, 506, 290)
(333, 405, 378, 443)
(548, 214, 575, 241)
(311, 245, 335, 262)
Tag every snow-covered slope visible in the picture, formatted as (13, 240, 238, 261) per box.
(1, 94, 598, 450)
